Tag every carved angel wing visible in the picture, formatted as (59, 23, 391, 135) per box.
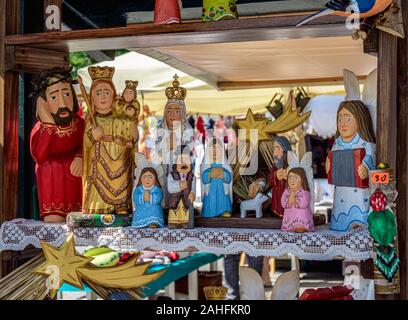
(362, 68, 378, 131)
(344, 69, 361, 101)
(287, 151, 300, 169)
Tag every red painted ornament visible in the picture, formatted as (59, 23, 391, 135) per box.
(370, 190, 387, 212)
(154, 0, 181, 25)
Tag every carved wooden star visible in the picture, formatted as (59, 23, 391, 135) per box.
(235, 109, 272, 141)
(34, 234, 92, 296)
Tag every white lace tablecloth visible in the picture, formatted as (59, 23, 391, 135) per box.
(0, 219, 373, 261)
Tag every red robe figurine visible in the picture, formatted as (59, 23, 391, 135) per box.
(268, 165, 286, 218)
(30, 69, 84, 223)
(30, 116, 84, 220)
(268, 136, 292, 218)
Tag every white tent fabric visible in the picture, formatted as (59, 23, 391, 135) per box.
(77, 51, 207, 93)
(304, 95, 345, 138)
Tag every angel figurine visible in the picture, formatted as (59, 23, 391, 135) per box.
(326, 69, 377, 232)
(281, 152, 315, 232)
(131, 167, 164, 229)
(201, 138, 233, 218)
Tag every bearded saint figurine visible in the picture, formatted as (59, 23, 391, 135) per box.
(30, 68, 84, 223)
(268, 136, 293, 218)
(79, 66, 138, 215)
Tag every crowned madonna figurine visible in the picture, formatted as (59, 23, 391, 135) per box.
(79, 66, 138, 216)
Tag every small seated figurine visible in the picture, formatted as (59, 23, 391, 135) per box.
(131, 167, 164, 229)
(167, 147, 196, 229)
(240, 179, 269, 219)
(281, 168, 314, 233)
(114, 80, 141, 120)
(201, 138, 233, 218)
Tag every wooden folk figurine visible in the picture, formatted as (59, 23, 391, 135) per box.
(281, 168, 314, 233)
(167, 147, 196, 228)
(79, 66, 138, 216)
(201, 138, 233, 218)
(114, 80, 141, 121)
(327, 99, 376, 231)
(131, 167, 165, 228)
(30, 68, 85, 223)
(268, 136, 292, 218)
(153, 74, 194, 207)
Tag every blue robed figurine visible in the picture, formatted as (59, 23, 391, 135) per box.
(201, 138, 233, 218)
(132, 167, 165, 228)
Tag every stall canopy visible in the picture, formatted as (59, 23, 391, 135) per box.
(77, 35, 377, 115)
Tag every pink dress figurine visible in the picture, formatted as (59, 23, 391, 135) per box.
(281, 168, 314, 233)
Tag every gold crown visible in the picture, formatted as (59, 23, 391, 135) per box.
(125, 80, 138, 91)
(203, 286, 228, 300)
(88, 66, 115, 81)
(165, 74, 187, 100)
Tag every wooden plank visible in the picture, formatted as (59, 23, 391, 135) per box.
(4, 15, 348, 52)
(44, 0, 62, 32)
(5, 46, 68, 73)
(0, 0, 20, 224)
(195, 214, 326, 229)
(377, 30, 398, 167)
(218, 76, 368, 90)
(396, 0, 408, 300)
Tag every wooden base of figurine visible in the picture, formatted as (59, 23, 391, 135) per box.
(195, 213, 326, 229)
(66, 213, 132, 228)
(43, 215, 66, 223)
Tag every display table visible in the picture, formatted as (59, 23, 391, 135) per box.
(0, 219, 373, 261)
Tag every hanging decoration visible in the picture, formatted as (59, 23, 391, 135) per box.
(368, 189, 400, 282)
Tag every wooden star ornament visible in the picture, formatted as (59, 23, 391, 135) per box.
(34, 234, 92, 296)
(235, 109, 272, 141)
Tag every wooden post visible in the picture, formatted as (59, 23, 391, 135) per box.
(377, 30, 398, 168)
(44, 0, 61, 32)
(396, 0, 408, 300)
(0, 0, 20, 224)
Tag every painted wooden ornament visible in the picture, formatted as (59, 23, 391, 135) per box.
(202, 0, 238, 21)
(154, 0, 182, 25)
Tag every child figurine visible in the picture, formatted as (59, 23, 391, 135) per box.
(281, 168, 314, 233)
(115, 80, 141, 120)
(131, 167, 164, 229)
(167, 147, 196, 229)
(201, 138, 233, 218)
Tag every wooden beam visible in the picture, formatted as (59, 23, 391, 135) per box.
(218, 76, 368, 90)
(0, 0, 20, 224)
(396, 0, 408, 300)
(4, 15, 348, 52)
(5, 46, 68, 73)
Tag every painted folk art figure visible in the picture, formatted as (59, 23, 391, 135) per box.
(132, 167, 165, 228)
(201, 138, 233, 218)
(202, 0, 238, 21)
(153, 74, 194, 206)
(114, 80, 141, 121)
(167, 147, 196, 228)
(30, 68, 84, 223)
(240, 179, 269, 219)
(327, 100, 376, 231)
(79, 66, 138, 215)
(154, 0, 182, 24)
(268, 136, 292, 218)
(281, 168, 314, 233)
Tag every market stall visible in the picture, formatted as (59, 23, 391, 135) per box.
(0, 0, 407, 300)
